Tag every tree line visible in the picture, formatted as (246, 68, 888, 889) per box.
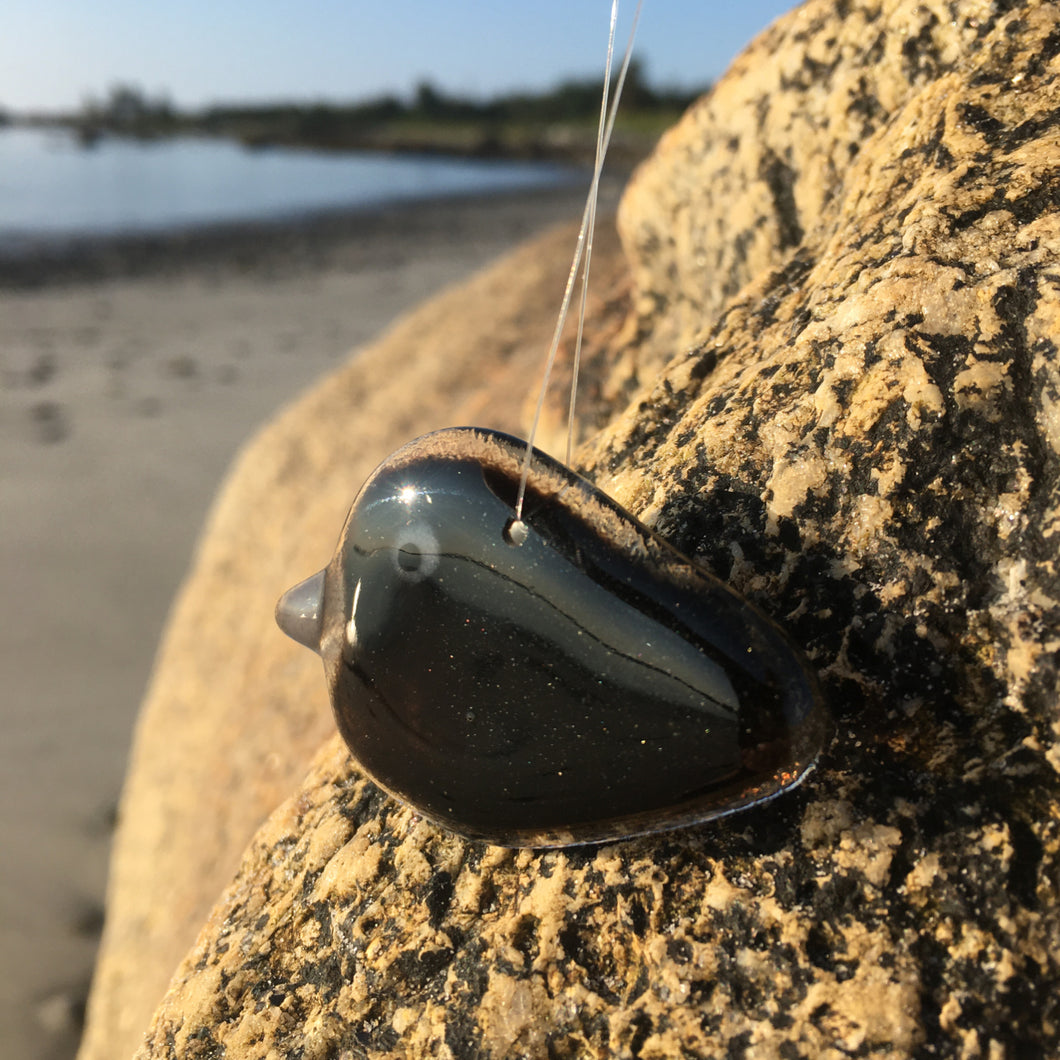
(58, 64, 710, 163)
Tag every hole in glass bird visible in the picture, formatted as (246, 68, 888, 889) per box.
(504, 518, 529, 547)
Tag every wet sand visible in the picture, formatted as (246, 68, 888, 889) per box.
(0, 181, 612, 1060)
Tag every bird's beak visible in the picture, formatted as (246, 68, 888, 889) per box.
(275, 569, 326, 653)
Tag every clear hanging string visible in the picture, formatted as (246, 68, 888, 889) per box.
(513, 0, 643, 525)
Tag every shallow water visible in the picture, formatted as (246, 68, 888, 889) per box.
(0, 126, 576, 242)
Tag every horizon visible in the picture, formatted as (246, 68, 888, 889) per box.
(9, 60, 713, 123)
(2, 1, 797, 116)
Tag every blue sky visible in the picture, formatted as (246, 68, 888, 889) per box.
(2, 1, 797, 114)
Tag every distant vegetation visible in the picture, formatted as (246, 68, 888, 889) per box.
(43, 64, 708, 165)
(77, 84, 180, 139)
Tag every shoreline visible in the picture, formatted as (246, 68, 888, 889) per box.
(0, 177, 615, 290)
(0, 177, 624, 1060)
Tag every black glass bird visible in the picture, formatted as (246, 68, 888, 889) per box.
(276, 427, 827, 847)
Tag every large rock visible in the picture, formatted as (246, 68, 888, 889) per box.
(89, 1, 1060, 1057)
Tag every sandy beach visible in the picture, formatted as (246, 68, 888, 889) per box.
(0, 180, 618, 1060)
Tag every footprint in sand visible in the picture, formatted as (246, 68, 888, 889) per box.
(29, 400, 70, 444)
(1, 350, 57, 390)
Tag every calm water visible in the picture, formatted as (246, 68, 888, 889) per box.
(0, 126, 576, 240)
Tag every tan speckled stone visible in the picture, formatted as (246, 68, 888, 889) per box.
(102, 1, 1060, 1058)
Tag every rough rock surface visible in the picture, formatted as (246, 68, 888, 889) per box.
(90, 1, 1060, 1058)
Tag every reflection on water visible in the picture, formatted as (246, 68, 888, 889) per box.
(0, 126, 576, 239)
